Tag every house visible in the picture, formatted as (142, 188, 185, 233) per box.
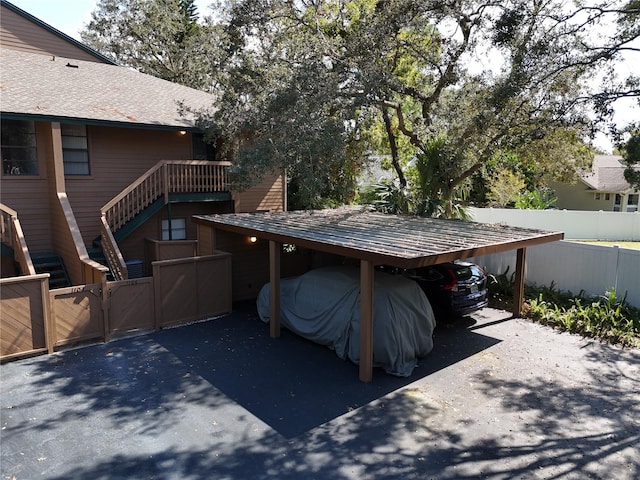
(551, 154, 639, 212)
(0, 0, 284, 292)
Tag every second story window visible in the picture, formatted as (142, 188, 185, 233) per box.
(192, 133, 216, 160)
(1, 119, 38, 176)
(62, 124, 90, 175)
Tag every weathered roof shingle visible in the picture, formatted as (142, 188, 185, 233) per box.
(1, 48, 214, 130)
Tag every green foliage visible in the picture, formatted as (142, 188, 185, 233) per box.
(486, 169, 526, 207)
(487, 269, 640, 347)
(514, 189, 557, 209)
(81, 0, 222, 91)
(528, 289, 640, 348)
(84, 0, 639, 211)
(622, 132, 640, 190)
(358, 181, 411, 215)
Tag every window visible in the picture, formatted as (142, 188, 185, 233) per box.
(1, 120, 38, 175)
(605, 193, 611, 201)
(627, 194, 639, 213)
(161, 218, 187, 240)
(192, 133, 216, 160)
(614, 194, 622, 212)
(594, 193, 601, 200)
(62, 124, 90, 175)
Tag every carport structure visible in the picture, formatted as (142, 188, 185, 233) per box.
(194, 209, 563, 382)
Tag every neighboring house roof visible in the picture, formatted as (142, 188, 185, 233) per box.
(1, 48, 215, 130)
(579, 154, 633, 193)
(1, 0, 115, 65)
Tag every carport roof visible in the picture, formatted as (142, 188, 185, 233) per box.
(193, 208, 563, 268)
(194, 208, 564, 383)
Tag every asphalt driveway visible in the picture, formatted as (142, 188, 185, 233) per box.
(1, 302, 639, 479)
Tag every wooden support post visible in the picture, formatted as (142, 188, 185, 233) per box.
(359, 260, 374, 383)
(513, 247, 526, 317)
(41, 275, 54, 354)
(269, 240, 281, 338)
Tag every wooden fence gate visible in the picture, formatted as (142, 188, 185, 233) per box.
(1, 252, 232, 361)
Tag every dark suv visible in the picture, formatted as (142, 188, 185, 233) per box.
(400, 261, 489, 319)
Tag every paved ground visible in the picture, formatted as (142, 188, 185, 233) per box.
(1, 302, 639, 480)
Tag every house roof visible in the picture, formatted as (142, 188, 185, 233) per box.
(1, 0, 115, 65)
(0, 48, 215, 130)
(194, 208, 564, 269)
(580, 155, 632, 193)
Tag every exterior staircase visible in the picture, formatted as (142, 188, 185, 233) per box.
(31, 253, 71, 289)
(99, 160, 231, 281)
(87, 245, 114, 281)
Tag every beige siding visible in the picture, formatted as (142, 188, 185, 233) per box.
(0, 5, 106, 62)
(234, 172, 285, 213)
(551, 181, 616, 211)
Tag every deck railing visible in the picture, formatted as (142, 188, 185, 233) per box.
(101, 160, 231, 232)
(0, 203, 35, 276)
(99, 160, 231, 280)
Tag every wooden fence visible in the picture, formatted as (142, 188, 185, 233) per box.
(0, 274, 51, 360)
(0, 252, 232, 361)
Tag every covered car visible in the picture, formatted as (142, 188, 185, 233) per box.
(257, 265, 436, 377)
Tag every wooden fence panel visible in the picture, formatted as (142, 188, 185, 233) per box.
(0, 274, 50, 360)
(196, 253, 232, 318)
(153, 252, 232, 328)
(50, 284, 104, 348)
(106, 277, 154, 336)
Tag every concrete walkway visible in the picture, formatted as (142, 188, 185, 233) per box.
(1, 303, 639, 479)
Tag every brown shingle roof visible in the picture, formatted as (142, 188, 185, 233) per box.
(0, 48, 214, 129)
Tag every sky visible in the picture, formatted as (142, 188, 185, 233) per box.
(8, 0, 212, 40)
(7, 0, 639, 153)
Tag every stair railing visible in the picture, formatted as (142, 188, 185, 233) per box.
(0, 203, 36, 276)
(101, 160, 231, 232)
(100, 160, 231, 280)
(100, 215, 128, 281)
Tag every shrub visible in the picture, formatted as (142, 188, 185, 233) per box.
(487, 270, 640, 347)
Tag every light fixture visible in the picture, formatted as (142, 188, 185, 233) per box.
(249, 236, 258, 244)
(178, 130, 187, 136)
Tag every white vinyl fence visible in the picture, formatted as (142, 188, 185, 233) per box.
(470, 242, 640, 309)
(468, 207, 640, 241)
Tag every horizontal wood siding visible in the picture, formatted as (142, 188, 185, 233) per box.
(235, 172, 285, 213)
(215, 231, 271, 301)
(1, 123, 55, 253)
(66, 126, 194, 246)
(118, 201, 234, 268)
(0, 5, 106, 62)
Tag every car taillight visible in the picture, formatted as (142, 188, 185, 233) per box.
(443, 269, 458, 291)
